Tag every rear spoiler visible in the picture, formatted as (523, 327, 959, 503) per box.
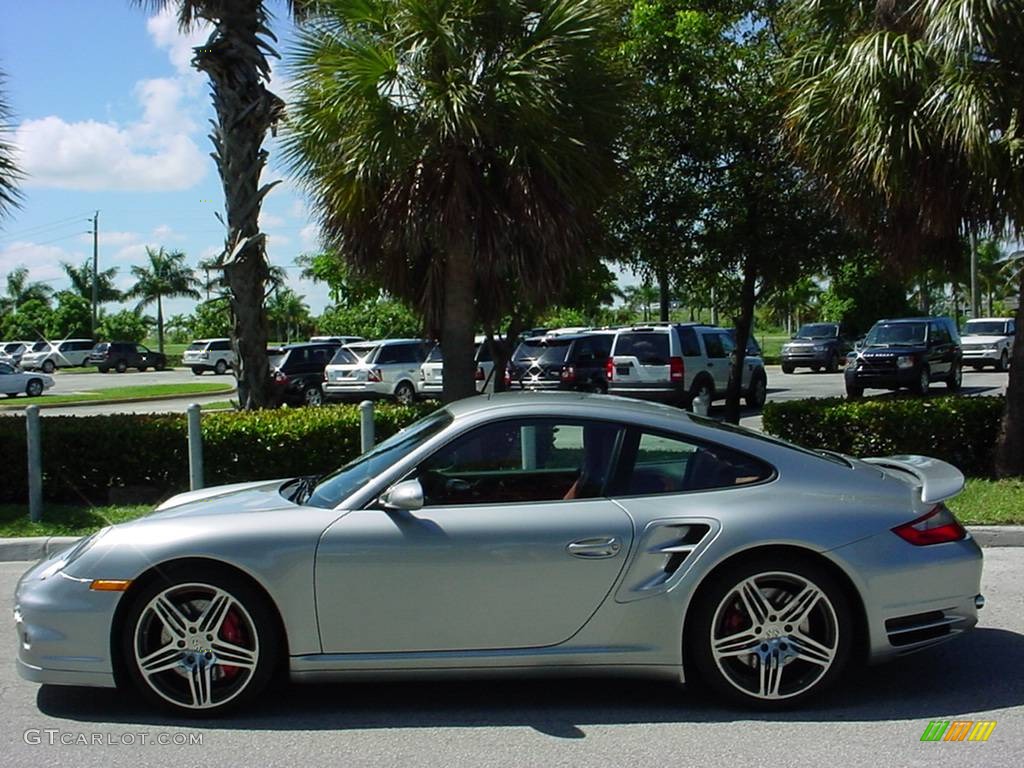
(862, 455, 965, 504)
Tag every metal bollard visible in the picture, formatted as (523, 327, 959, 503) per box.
(359, 400, 375, 453)
(187, 403, 204, 490)
(26, 405, 42, 522)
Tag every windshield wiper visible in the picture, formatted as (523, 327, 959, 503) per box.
(290, 474, 321, 504)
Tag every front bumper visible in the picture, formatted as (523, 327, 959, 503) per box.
(781, 348, 831, 366)
(14, 556, 121, 689)
(962, 348, 1000, 363)
(845, 366, 918, 390)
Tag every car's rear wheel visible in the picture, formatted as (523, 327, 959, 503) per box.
(120, 565, 279, 716)
(745, 372, 767, 409)
(912, 366, 930, 395)
(115, 360, 128, 373)
(997, 350, 1008, 372)
(25, 379, 43, 397)
(98, 366, 109, 373)
(155, 360, 167, 372)
(781, 363, 795, 374)
(845, 382, 862, 400)
(41, 359, 55, 374)
(304, 384, 323, 407)
(191, 367, 204, 376)
(394, 381, 416, 405)
(688, 557, 852, 709)
(214, 359, 227, 375)
(825, 353, 840, 374)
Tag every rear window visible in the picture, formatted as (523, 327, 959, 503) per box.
(427, 345, 443, 363)
(187, 341, 207, 351)
(514, 339, 571, 364)
(268, 351, 288, 369)
(613, 332, 670, 365)
(3, 343, 20, 353)
(332, 344, 378, 365)
(31, 342, 48, 352)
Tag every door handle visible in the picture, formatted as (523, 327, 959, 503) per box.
(566, 537, 621, 558)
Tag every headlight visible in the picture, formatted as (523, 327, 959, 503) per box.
(36, 527, 110, 578)
(897, 355, 915, 369)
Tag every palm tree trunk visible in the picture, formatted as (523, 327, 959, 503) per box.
(441, 246, 477, 402)
(157, 294, 164, 354)
(658, 268, 670, 322)
(995, 270, 1024, 477)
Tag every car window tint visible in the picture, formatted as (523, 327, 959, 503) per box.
(0, 363, 13, 374)
(931, 322, 950, 344)
(136, 345, 148, 354)
(617, 431, 772, 495)
(718, 332, 735, 355)
(211, 340, 231, 351)
(417, 419, 622, 506)
(615, 332, 670, 365)
(678, 327, 701, 357)
(475, 342, 493, 363)
(702, 333, 725, 358)
(377, 345, 402, 364)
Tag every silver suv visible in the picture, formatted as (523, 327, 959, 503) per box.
(607, 323, 768, 409)
(961, 317, 1015, 371)
(323, 338, 429, 404)
(183, 338, 236, 375)
(20, 339, 94, 372)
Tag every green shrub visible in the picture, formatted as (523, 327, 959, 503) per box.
(0, 403, 434, 505)
(761, 396, 1003, 476)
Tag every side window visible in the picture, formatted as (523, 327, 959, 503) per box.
(574, 338, 595, 364)
(930, 322, 950, 345)
(211, 340, 231, 352)
(311, 347, 331, 367)
(702, 333, 725, 358)
(135, 345, 148, 354)
(377, 345, 401, 365)
(0, 362, 13, 374)
(416, 419, 622, 506)
(1009, 321, 1016, 336)
(678, 327, 701, 357)
(718, 332, 735, 355)
(615, 431, 772, 496)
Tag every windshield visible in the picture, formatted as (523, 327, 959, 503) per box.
(794, 324, 837, 339)
(514, 339, 571, 364)
(3, 343, 21, 353)
(304, 410, 454, 508)
(865, 322, 926, 346)
(964, 321, 1007, 336)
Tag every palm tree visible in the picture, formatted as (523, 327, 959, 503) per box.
(284, 0, 623, 401)
(125, 247, 201, 353)
(0, 69, 22, 223)
(266, 286, 310, 342)
(622, 283, 660, 323)
(1, 266, 52, 314)
(61, 259, 122, 304)
(132, 1, 319, 408)
(783, 0, 1024, 475)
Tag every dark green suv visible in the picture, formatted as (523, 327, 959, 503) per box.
(87, 342, 168, 373)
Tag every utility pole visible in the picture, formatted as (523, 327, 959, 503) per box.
(969, 230, 979, 319)
(87, 211, 99, 337)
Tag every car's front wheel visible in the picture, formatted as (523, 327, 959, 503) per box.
(997, 350, 1008, 372)
(41, 359, 55, 374)
(687, 556, 852, 709)
(25, 379, 44, 397)
(946, 363, 962, 391)
(119, 565, 279, 716)
(912, 365, 930, 395)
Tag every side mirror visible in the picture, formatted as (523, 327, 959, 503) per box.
(379, 479, 424, 511)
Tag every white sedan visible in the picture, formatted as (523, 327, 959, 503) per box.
(0, 361, 54, 397)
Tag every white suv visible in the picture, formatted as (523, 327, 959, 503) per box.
(961, 317, 1015, 371)
(183, 338, 236, 375)
(21, 339, 95, 372)
(418, 336, 496, 397)
(323, 338, 429, 404)
(607, 323, 768, 409)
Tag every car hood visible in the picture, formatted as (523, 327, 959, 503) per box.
(146, 479, 293, 520)
(860, 344, 927, 355)
(962, 335, 1008, 344)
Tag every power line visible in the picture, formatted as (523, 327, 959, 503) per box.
(0, 211, 94, 243)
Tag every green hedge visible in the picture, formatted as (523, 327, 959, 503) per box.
(0, 403, 433, 505)
(761, 396, 1004, 477)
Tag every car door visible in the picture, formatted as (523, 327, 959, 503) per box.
(0, 362, 20, 394)
(314, 417, 634, 653)
(928, 321, 952, 377)
(700, 331, 730, 391)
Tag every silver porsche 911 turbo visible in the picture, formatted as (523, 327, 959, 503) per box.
(14, 393, 983, 715)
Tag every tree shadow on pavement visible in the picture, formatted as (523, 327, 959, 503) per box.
(37, 628, 1024, 736)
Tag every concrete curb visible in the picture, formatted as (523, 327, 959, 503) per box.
(0, 526, 1021, 563)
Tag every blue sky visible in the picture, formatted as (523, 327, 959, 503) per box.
(0, 1, 328, 317)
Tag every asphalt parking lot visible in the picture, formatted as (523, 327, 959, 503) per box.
(2, 550, 1021, 768)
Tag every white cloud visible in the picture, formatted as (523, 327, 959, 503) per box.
(146, 8, 212, 80)
(78, 231, 141, 248)
(0, 242, 83, 286)
(299, 223, 321, 250)
(260, 212, 286, 229)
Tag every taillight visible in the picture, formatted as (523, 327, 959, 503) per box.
(368, 368, 383, 382)
(561, 365, 576, 383)
(892, 504, 966, 546)
(474, 366, 485, 381)
(503, 367, 512, 387)
(669, 356, 684, 382)
(605, 358, 614, 381)
(420, 368, 426, 380)
(273, 370, 288, 385)
(323, 369, 329, 381)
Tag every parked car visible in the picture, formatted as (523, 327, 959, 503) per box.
(323, 338, 430, 405)
(960, 317, 1016, 371)
(268, 341, 343, 407)
(309, 335, 365, 346)
(780, 323, 852, 374)
(418, 336, 496, 397)
(20, 339, 95, 373)
(0, 360, 54, 397)
(87, 342, 168, 373)
(507, 330, 615, 393)
(0, 341, 34, 366)
(183, 338, 236, 376)
(844, 317, 962, 398)
(607, 323, 768, 409)
(16, 392, 983, 715)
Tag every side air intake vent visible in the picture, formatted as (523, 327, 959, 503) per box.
(616, 520, 714, 602)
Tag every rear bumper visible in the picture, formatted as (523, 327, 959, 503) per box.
(607, 383, 685, 403)
(323, 382, 392, 400)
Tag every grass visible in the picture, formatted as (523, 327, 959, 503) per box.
(200, 400, 237, 411)
(0, 477, 1019, 538)
(0, 381, 234, 408)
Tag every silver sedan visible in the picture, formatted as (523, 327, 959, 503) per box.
(14, 393, 983, 715)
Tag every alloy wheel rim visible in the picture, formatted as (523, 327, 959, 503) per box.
(133, 583, 260, 710)
(921, 369, 929, 390)
(305, 388, 322, 406)
(710, 571, 839, 700)
(397, 386, 414, 404)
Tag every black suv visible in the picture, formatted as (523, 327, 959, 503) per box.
(781, 322, 851, 373)
(268, 342, 342, 406)
(88, 342, 167, 373)
(507, 331, 615, 393)
(845, 317, 962, 398)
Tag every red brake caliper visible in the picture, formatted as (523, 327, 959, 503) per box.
(218, 609, 244, 680)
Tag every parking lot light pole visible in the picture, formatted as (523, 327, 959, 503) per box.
(187, 403, 204, 490)
(26, 405, 42, 522)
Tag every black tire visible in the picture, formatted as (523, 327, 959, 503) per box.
(118, 563, 280, 717)
(98, 366, 109, 374)
(115, 359, 128, 374)
(996, 350, 1008, 372)
(26, 379, 44, 397)
(155, 360, 166, 371)
(781, 363, 795, 374)
(214, 359, 227, 375)
(303, 384, 324, 407)
(972, 363, 983, 371)
(911, 365, 930, 396)
(810, 364, 821, 373)
(394, 381, 416, 405)
(41, 359, 56, 374)
(946, 363, 962, 391)
(191, 367, 204, 376)
(138, 366, 147, 373)
(686, 554, 853, 709)
(745, 372, 767, 409)
(825, 353, 840, 374)
(845, 382, 862, 400)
